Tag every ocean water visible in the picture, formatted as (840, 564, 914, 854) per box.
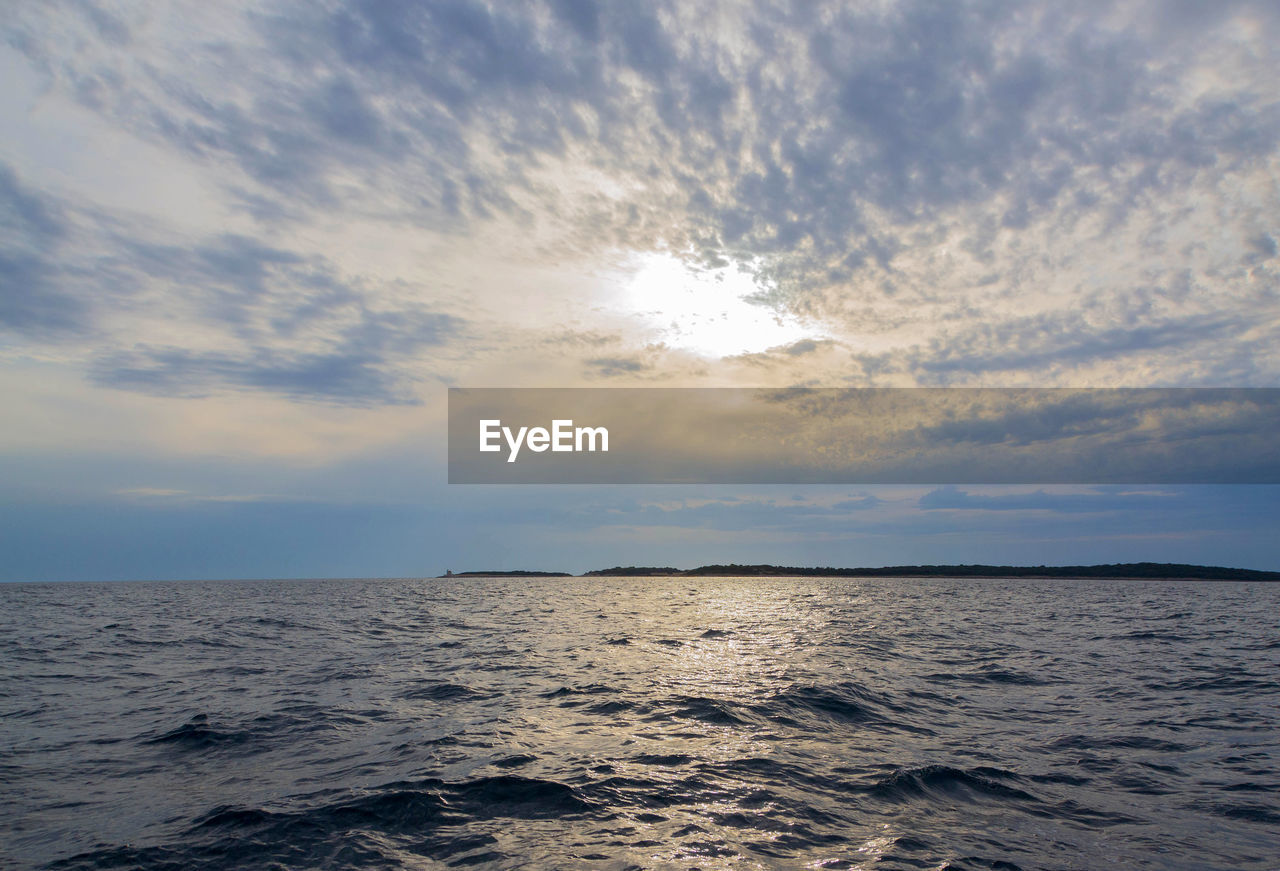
(1, 577, 1278, 871)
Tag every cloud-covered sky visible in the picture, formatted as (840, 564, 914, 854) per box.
(2, 1, 1278, 578)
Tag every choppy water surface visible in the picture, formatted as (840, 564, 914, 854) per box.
(2, 577, 1278, 870)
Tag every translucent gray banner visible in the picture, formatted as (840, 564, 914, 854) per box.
(448, 388, 1280, 483)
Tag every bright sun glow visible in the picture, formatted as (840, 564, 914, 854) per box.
(623, 253, 819, 357)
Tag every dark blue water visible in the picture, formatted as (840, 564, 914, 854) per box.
(2, 577, 1277, 870)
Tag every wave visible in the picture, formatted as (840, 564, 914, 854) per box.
(1198, 802, 1280, 824)
(924, 666, 1048, 686)
(397, 681, 494, 702)
(866, 765, 1039, 803)
(139, 713, 304, 753)
(51, 775, 597, 871)
(1046, 734, 1192, 753)
(540, 683, 618, 699)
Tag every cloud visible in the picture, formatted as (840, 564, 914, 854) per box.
(0, 162, 84, 335)
(918, 486, 1176, 513)
(0, 177, 464, 403)
(784, 340, 820, 356)
(12, 3, 1236, 230)
(584, 355, 651, 377)
(4, 0, 1279, 396)
(84, 232, 464, 404)
(90, 342, 431, 405)
(908, 313, 1250, 378)
(831, 495, 883, 511)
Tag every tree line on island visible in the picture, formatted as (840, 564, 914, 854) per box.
(439, 562, 1280, 580)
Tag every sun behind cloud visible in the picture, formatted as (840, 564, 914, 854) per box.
(619, 252, 822, 358)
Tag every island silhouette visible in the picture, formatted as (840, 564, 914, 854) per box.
(438, 562, 1280, 580)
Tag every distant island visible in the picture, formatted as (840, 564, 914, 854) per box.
(441, 570, 573, 578)
(439, 562, 1280, 580)
(583, 566, 683, 577)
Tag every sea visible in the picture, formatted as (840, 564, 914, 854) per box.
(1, 576, 1277, 870)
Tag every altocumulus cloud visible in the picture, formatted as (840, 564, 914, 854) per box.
(3, 0, 1279, 400)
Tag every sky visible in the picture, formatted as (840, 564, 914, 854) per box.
(2, 0, 1279, 580)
